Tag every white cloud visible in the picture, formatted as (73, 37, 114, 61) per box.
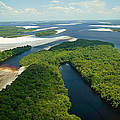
(112, 6, 120, 12)
(0, 1, 13, 10)
(69, 0, 106, 14)
(0, 0, 120, 20)
(50, 0, 60, 3)
(0, 1, 41, 16)
(48, 0, 120, 19)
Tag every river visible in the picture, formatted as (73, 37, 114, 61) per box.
(59, 63, 120, 120)
(0, 20, 120, 119)
(1, 39, 67, 67)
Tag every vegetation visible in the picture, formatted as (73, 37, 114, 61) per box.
(20, 39, 120, 109)
(7, 34, 29, 38)
(35, 30, 57, 37)
(0, 63, 80, 120)
(0, 26, 36, 38)
(0, 45, 31, 63)
(110, 28, 120, 32)
(50, 39, 114, 50)
(0, 39, 120, 119)
(103, 28, 120, 32)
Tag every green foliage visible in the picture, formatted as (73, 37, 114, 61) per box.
(0, 45, 31, 63)
(0, 63, 81, 120)
(1, 39, 119, 119)
(7, 34, 29, 38)
(20, 39, 120, 109)
(35, 30, 57, 37)
(110, 28, 120, 32)
(0, 26, 36, 38)
(50, 39, 114, 50)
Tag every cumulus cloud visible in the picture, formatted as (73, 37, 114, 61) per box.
(48, 6, 83, 15)
(48, 0, 120, 19)
(48, 0, 106, 14)
(112, 6, 120, 12)
(69, 0, 105, 12)
(0, 0, 120, 20)
(0, 1, 41, 16)
(50, 0, 60, 3)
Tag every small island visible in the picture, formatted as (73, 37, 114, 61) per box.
(35, 29, 57, 36)
(103, 28, 120, 32)
(110, 28, 120, 32)
(0, 26, 36, 38)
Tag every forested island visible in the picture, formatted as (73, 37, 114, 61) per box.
(110, 28, 120, 32)
(0, 46, 31, 63)
(35, 30, 57, 36)
(0, 26, 58, 38)
(0, 39, 120, 119)
(0, 26, 36, 38)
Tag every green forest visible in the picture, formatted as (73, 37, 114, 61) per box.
(0, 26, 57, 38)
(110, 28, 120, 32)
(0, 45, 31, 63)
(35, 30, 57, 36)
(20, 39, 120, 109)
(0, 26, 36, 38)
(0, 39, 120, 119)
(0, 63, 80, 120)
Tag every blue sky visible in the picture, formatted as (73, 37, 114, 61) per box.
(0, 0, 120, 21)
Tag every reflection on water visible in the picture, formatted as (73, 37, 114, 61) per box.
(60, 64, 120, 120)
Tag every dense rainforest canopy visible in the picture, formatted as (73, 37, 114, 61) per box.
(0, 39, 120, 120)
(35, 30, 57, 37)
(0, 63, 80, 120)
(0, 26, 36, 38)
(20, 39, 120, 109)
(110, 28, 120, 32)
(0, 26, 57, 38)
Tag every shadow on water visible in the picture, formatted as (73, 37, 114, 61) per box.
(59, 63, 120, 120)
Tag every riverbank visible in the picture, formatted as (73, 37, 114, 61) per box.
(90, 25, 120, 28)
(89, 28, 113, 32)
(0, 39, 120, 119)
(20, 39, 120, 109)
(16, 25, 40, 29)
(0, 65, 25, 91)
(34, 27, 58, 31)
(0, 63, 81, 120)
(60, 63, 120, 120)
(0, 36, 75, 51)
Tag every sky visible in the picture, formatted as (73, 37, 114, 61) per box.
(0, 0, 120, 21)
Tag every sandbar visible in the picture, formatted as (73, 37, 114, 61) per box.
(90, 25, 120, 28)
(89, 28, 113, 32)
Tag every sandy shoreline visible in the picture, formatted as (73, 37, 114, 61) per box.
(56, 29, 66, 34)
(89, 28, 113, 32)
(34, 27, 59, 31)
(0, 35, 69, 44)
(43, 37, 78, 50)
(0, 28, 68, 51)
(0, 66, 25, 91)
(55, 23, 81, 26)
(0, 35, 76, 51)
(90, 25, 120, 28)
(0, 34, 77, 90)
(16, 25, 40, 29)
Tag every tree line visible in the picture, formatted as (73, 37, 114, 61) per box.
(0, 39, 120, 119)
(0, 45, 31, 63)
